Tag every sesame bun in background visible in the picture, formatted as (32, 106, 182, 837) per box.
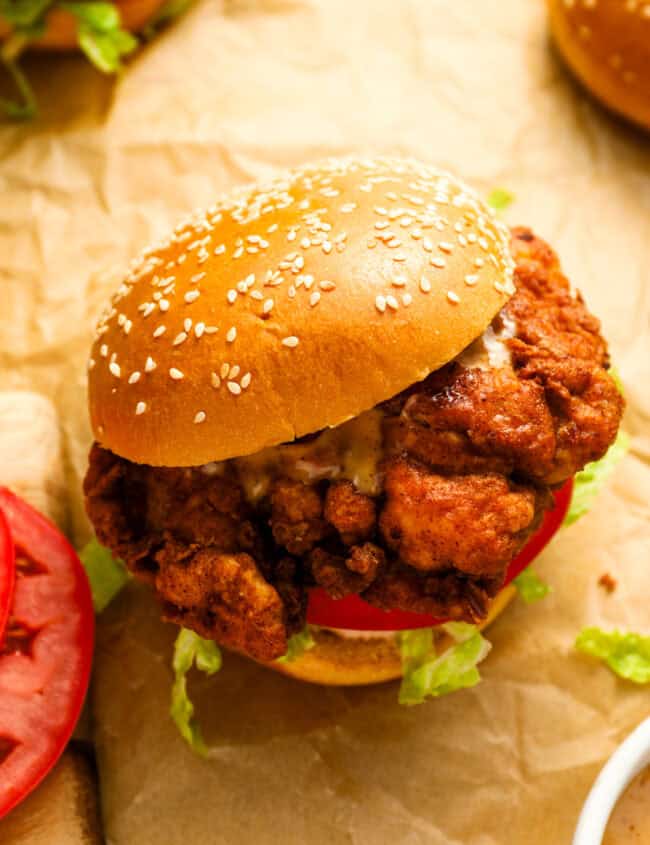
(0, 0, 167, 49)
(87, 157, 515, 467)
(548, 0, 650, 130)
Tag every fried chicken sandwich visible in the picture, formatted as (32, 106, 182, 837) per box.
(83, 156, 623, 693)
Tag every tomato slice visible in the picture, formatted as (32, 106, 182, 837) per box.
(0, 488, 94, 820)
(307, 478, 573, 631)
(0, 510, 15, 647)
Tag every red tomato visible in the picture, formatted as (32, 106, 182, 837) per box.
(0, 488, 94, 820)
(0, 510, 15, 646)
(307, 478, 573, 631)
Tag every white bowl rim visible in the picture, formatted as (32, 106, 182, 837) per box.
(573, 716, 650, 845)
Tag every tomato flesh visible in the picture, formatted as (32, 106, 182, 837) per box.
(0, 510, 15, 648)
(306, 479, 573, 631)
(0, 488, 94, 819)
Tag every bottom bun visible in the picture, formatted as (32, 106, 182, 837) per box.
(270, 584, 516, 687)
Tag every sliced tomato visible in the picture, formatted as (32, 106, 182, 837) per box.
(0, 510, 15, 646)
(307, 478, 573, 631)
(0, 488, 94, 820)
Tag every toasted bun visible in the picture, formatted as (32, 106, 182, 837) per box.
(548, 0, 650, 130)
(271, 584, 516, 686)
(0, 0, 166, 50)
(88, 156, 515, 466)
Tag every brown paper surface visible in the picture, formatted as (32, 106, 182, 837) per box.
(1, 1, 649, 843)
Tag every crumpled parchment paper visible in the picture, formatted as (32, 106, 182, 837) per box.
(1, 1, 649, 843)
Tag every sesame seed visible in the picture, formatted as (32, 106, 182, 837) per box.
(392, 253, 407, 262)
(240, 372, 252, 389)
(109, 362, 121, 378)
(100, 344, 108, 357)
(145, 357, 156, 372)
(153, 325, 166, 338)
(159, 299, 170, 312)
(251, 291, 263, 301)
(287, 230, 297, 242)
(320, 280, 336, 291)
(262, 299, 274, 314)
(183, 318, 192, 333)
(288, 286, 296, 299)
(402, 293, 413, 306)
(322, 241, 332, 254)
(479, 237, 489, 250)
(464, 274, 479, 286)
(195, 322, 205, 338)
(169, 368, 184, 380)
(375, 295, 387, 313)
(194, 411, 207, 424)
(185, 290, 200, 304)
(227, 381, 242, 395)
(431, 256, 446, 269)
(220, 363, 230, 379)
(135, 401, 147, 416)
(211, 372, 221, 389)
(229, 365, 241, 379)
(310, 291, 321, 307)
(214, 244, 226, 255)
(173, 332, 188, 346)
(447, 290, 461, 304)
(191, 272, 206, 283)
(128, 372, 141, 384)
(204, 326, 219, 334)
(391, 275, 407, 287)
(386, 295, 399, 311)
(420, 276, 432, 293)
(474, 257, 484, 268)
(282, 336, 299, 348)
(88, 359, 96, 370)
(439, 242, 454, 253)
(226, 327, 237, 343)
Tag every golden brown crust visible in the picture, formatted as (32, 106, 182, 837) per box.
(87, 157, 515, 467)
(548, 0, 650, 130)
(0, 0, 166, 49)
(270, 583, 516, 686)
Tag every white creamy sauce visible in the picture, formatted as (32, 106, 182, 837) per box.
(456, 312, 515, 371)
(311, 625, 397, 641)
(234, 407, 384, 502)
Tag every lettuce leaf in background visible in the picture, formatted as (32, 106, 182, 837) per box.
(171, 628, 222, 756)
(276, 627, 315, 663)
(61, 2, 137, 72)
(514, 567, 551, 604)
(487, 187, 514, 213)
(575, 628, 650, 684)
(79, 537, 130, 613)
(398, 623, 491, 705)
(564, 430, 629, 526)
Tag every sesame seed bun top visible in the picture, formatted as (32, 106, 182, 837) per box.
(87, 156, 515, 467)
(548, 0, 650, 130)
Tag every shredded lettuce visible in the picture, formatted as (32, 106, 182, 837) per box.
(514, 567, 551, 604)
(397, 623, 491, 705)
(575, 628, 650, 685)
(79, 537, 130, 613)
(170, 628, 222, 756)
(487, 188, 514, 213)
(564, 430, 629, 527)
(276, 627, 316, 663)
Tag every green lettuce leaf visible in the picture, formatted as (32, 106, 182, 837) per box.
(575, 628, 650, 684)
(397, 623, 491, 705)
(514, 567, 551, 604)
(487, 188, 514, 213)
(170, 628, 222, 756)
(61, 1, 137, 73)
(276, 627, 316, 663)
(79, 537, 130, 613)
(564, 430, 629, 526)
